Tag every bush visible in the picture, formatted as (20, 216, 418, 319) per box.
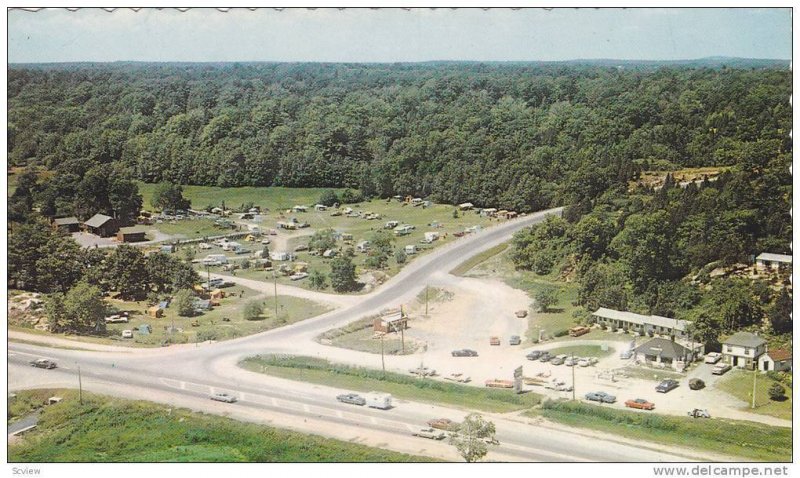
(394, 249, 407, 265)
(174, 289, 195, 317)
(768, 382, 786, 401)
(318, 190, 340, 207)
(196, 330, 218, 342)
(553, 329, 569, 338)
(243, 300, 264, 321)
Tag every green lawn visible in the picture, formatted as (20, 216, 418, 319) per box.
(8, 390, 435, 463)
(138, 183, 348, 212)
(242, 355, 542, 413)
(529, 400, 791, 462)
(147, 218, 232, 241)
(319, 317, 418, 356)
(717, 370, 793, 420)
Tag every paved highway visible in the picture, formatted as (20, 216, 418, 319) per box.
(7, 207, 736, 462)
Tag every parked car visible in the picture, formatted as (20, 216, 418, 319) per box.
(451, 349, 478, 357)
(121, 329, 133, 339)
(625, 398, 655, 410)
(526, 350, 542, 361)
(29, 358, 57, 369)
(544, 380, 573, 392)
(443, 373, 471, 383)
(489, 336, 501, 346)
(209, 392, 237, 403)
(509, 335, 521, 346)
(704, 352, 722, 364)
(712, 363, 732, 375)
(688, 408, 711, 419)
(409, 366, 437, 377)
(577, 358, 592, 367)
(336, 393, 366, 406)
(564, 357, 577, 367)
(290, 272, 309, 281)
(585, 391, 616, 403)
(689, 378, 706, 390)
(550, 354, 567, 366)
(413, 428, 446, 440)
(538, 352, 552, 362)
(655, 379, 680, 393)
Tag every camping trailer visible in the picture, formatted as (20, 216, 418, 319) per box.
(366, 392, 393, 410)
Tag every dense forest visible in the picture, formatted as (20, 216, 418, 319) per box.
(8, 62, 792, 215)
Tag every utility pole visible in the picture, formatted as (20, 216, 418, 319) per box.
(401, 326, 405, 354)
(77, 365, 83, 405)
(380, 333, 386, 376)
(273, 270, 279, 318)
(206, 264, 211, 287)
(752, 366, 757, 409)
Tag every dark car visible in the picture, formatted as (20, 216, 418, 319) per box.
(336, 393, 366, 406)
(451, 349, 478, 357)
(689, 378, 705, 390)
(655, 379, 680, 393)
(585, 391, 617, 403)
(526, 350, 542, 361)
(29, 359, 57, 369)
(538, 352, 552, 362)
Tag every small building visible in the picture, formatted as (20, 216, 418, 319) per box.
(755, 253, 792, 272)
(722, 332, 767, 370)
(117, 226, 147, 243)
(591, 307, 692, 339)
(759, 349, 792, 372)
(458, 202, 474, 210)
(373, 308, 409, 333)
(52, 216, 80, 233)
(147, 306, 163, 318)
(633, 337, 695, 370)
(84, 213, 119, 237)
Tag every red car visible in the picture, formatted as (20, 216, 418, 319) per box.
(625, 398, 655, 410)
(489, 336, 501, 346)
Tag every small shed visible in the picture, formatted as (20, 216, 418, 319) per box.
(117, 226, 147, 243)
(373, 308, 409, 334)
(53, 216, 80, 233)
(759, 349, 792, 372)
(147, 306, 163, 318)
(84, 213, 119, 237)
(755, 253, 792, 272)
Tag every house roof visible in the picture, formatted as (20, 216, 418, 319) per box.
(723, 332, 767, 348)
(118, 226, 147, 234)
(53, 216, 80, 226)
(84, 213, 114, 228)
(592, 307, 691, 332)
(634, 338, 691, 361)
(756, 253, 792, 264)
(765, 349, 792, 362)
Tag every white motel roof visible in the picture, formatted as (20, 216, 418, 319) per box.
(592, 307, 691, 332)
(756, 253, 792, 264)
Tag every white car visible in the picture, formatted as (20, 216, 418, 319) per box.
(290, 272, 308, 281)
(412, 428, 446, 440)
(121, 329, 133, 339)
(210, 392, 237, 403)
(704, 352, 722, 364)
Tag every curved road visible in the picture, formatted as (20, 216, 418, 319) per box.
(7, 206, 740, 462)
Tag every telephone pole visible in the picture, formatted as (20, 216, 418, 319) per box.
(571, 353, 576, 400)
(425, 285, 429, 316)
(752, 367, 757, 409)
(380, 333, 386, 376)
(77, 365, 83, 405)
(273, 270, 279, 318)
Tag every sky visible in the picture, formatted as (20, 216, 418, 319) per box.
(7, 8, 793, 63)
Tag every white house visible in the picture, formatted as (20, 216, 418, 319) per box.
(722, 332, 767, 370)
(592, 307, 692, 338)
(755, 253, 792, 272)
(758, 349, 792, 372)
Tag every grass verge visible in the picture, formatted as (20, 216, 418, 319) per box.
(528, 400, 790, 462)
(242, 355, 541, 413)
(450, 243, 508, 276)
(8, 389, 436, 463)
(318, 317, 418, 355)
(717, 370, 793, 420)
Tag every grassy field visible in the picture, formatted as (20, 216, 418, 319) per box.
(529, 399, 791, 462)
(319, 317, 418, 356)
(8, 389, 435, 462)
(547, 344, 613, 358)
(138, 182, 348, 212)
(11, 286, 330, 348)
(717, 370, 793, 420)
(242, 355, 542, 413)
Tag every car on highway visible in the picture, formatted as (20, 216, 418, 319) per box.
(712, 363, 732, 375)
(427, 418, 459, 431)
(625, 398, 655, 410)
(655, 379, 680, 393)
(451, 349, 478, 357)
(526, 350, 542, 361)
(413, 428, 446, 440)
(585, 391, 616, 403)
(489, 336, 501, 346)
(704, 352, 722, 364)
(29, 358, 57, 369)
(336, 393, 366, 406)
(209, 392, 237, 403)
(509, 335, 521, 346)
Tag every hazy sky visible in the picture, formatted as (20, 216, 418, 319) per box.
(8, 8, 792, 63)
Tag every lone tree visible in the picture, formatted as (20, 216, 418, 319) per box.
(318, 190, 340, 207)
(151, 182, 191, 212)
(769, 382, 786, 401)
(330, 249, 359, 292)
(448, 413, 497, 463)
(243, 300, 264, 321)
(535, 286, 559, 313)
